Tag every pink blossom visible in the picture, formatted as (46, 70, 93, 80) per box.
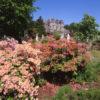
(0, 39, 41, 98)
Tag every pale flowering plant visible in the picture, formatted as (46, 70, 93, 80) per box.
(34, 37, 90, 73)
(0, 39, 41, 99)
(0, 38, 18, 50)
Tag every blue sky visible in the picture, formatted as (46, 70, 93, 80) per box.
(33, 0, 100, 25)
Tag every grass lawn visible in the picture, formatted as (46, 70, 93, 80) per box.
(91, 50, 100, 62)
(91, 50, 100, 82)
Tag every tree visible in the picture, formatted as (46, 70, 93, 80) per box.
(0, 0, 37, 41)
(65, 14, 99, 42)
(34, 16, 46, 37)
(79, 14, 99, 41)
(64, 23, 79, 34)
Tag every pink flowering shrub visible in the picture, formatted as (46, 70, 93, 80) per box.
(0, 38, 18, 50)
(0, 39, 41, 99)
(34, 37, 90, 73)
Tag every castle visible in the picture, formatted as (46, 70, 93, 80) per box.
(44, 19, 70, 37)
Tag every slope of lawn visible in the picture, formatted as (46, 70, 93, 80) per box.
(91, 50, 100, 82)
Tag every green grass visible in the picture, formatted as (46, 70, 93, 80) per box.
(91, 50, 100, 62)
(53, 86, 100, 100)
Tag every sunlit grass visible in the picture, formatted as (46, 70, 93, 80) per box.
(90, 50, 100, 82)
(91, 50, 100, 62)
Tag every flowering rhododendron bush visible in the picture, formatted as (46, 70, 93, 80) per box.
(0, 38, 41, 99)
(34, 37, 91, 73)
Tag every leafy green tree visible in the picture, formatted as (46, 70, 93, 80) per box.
(74, 32, 84, 42)
(65, 22, 79, 34)
(79, 14, 99, 41)
(0, 0, 37, 41)
(65, 14, 99, 42)
(34, 16, 46, 37)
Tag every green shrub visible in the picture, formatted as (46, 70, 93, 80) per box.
(73, 62, 97, 83)
(35, 75, 46, 86)
(53, 32, 61, 40)
(74, 32, 84, 42)
(73, 49, 100, 83)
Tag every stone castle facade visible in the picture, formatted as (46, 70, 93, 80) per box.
(44, 19, 70, 37)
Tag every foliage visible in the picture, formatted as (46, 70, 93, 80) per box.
(35, 75, 47, 86)
(0, 38, 41, 99)
(79, 14, 99, 41)
(0, 37, 98, 99)
(73, 62, 97, 83)
(73, 49, 100, 83)
(65, 14, 99, 42)
(73, 32, 84, 42)
(64, 23, 79, 34)
(54, 86, 100, 100)
(0, 0, 37, 41)
(33, 16, 46, 37)
(53, 31, 61, 40)
(34, 37, 90, 75)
